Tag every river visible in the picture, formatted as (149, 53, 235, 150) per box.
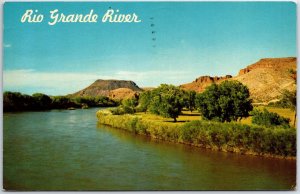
(3, 108, 296, 190)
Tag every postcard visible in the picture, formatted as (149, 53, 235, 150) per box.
(3, 1, 297, 191)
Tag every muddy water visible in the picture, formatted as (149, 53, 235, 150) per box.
(3, 108, 296, 190)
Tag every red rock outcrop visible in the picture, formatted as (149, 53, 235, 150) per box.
(180, 75, 232, 92)
(180, 57, 296, 102)
(238, 57, 296, 76)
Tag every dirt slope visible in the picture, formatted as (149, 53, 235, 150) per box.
(180, 57, 296, 102)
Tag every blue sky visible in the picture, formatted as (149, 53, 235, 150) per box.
(3, 2, 296, 95)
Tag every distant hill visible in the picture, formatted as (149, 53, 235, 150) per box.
(109, 88, 139, 100)
(181, 57, 297, 103)
(71, 79, 143, 98)
(141, 87, 155, 91)
(181, 75, 233, 93)
(71, 57, 296, 102)
(233, 57, 296, 102)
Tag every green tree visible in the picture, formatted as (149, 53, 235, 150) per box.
(51, 96, 75, 109)
(3, 91, 35, 111)
(283, 68, 297, 127)
(280, 90, 296, 126)
(95, 96, 109, 106)
(251, 108, 290, 128)
(196, 81, 253, 122)
(121, 98, 138, 114)
(148, 84, 185, 122)
(137, 90, 152, 112)
(184, 90, 196, 112)
(195, 84, 220, 120)
(32, 93, 52, 110)
(4, 92, 23, 111)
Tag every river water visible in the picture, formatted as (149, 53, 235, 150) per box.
(3, 108, 296, 190)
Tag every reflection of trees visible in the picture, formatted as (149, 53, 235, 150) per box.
(96, 123, 295, 190)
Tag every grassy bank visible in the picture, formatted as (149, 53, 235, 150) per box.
(97, 110, 296, 159)
(134, 107, 296, 126)
(240, 106, 296, 126)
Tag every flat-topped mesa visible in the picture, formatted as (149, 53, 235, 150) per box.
(71, 79, 143, 98)
(194, 75, 232, 83)
(91, 79, 142, 91)
(238, 57, 296, 76)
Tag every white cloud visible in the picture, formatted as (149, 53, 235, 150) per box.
(3, 69, 192, 95)
(115, 70, 190, 81)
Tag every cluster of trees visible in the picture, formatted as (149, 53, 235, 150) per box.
(112, 79, 295, 128)
(267, 69, 296, 126)
(3, 91, 117, 112)
(110, 98, 138, 115)
(113, 80, 254, 123)
(267, 90, 296, 126)
(251, 109, 290, 128)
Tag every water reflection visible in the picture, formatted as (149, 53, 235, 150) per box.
(96, 124, 296, 190)
(3, 108, 296, 191)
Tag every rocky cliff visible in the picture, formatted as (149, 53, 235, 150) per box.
(238, 57, 296, 76)
(181, 57, 296, 102)
(180, 75, 232, 92)
(233, 57, 296, 102)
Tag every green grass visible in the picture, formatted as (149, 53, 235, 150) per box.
(135, 110, 201, 123)
(137, 107, 296, 127)
(97, 109, 296, 158)
(240, 106, 296, 126)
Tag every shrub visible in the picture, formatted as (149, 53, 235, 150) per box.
(97, 110, 296, 157)
(123, 105, 135, 114)
(110, 107, 125, 115)
(116, 98, 138, 114)
(251, 109, 290, 128)
(110, 105, 135, 115)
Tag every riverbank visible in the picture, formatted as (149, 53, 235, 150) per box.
(97, 110, 296, 159)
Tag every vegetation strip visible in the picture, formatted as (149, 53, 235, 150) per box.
(3, 92, 118, 112)
(97, 110, 296, 159)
